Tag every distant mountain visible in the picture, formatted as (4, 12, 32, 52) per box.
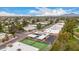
(62, 13, 79, 17)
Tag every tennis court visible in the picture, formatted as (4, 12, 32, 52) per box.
(20, 38, 48, 50)
(21, 38, 35, 45)
(32, 42, 48, 49)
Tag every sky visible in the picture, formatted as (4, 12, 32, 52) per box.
(0, 7, 79, 16)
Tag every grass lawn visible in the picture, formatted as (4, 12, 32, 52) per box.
(51, 36, 79, 51)
(20, 38, 48, 50)
(67, 36, 79, 51)
(75, 28, 79, 32)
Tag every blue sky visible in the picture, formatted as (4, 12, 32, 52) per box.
(0, 7, 79, 16)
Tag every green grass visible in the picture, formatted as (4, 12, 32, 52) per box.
(32, 42, 48, 49)
(51, 36, 79, 51)
(67, 36, 79, 51)
(20, 38, 48, 50)
(75, 28, 79, 32)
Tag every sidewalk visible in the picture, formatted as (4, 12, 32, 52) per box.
(73, 35, 79, 40)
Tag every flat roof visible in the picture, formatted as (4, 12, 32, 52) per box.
(28, 33, 49, 40)
(44, 23, 64, 33)
(0, 42, 39, 51)
(28, 34, 38, 38)
(23, 25, 36, 31)
(37, 34, 49, 40)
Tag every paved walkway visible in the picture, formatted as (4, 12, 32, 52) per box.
(73, 35, 79, 40)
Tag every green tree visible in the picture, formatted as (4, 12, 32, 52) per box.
(16, 22, 23, 30)
(36, 23, 42, 29)
(51, 19, 77, 51)
(51, 32, 72, 51)
(62, 19, 77, 35)
(0, 22, 3, 32)
(49, 20, 53, 24)
(22, 20, 28, 27)
(8, 22, 16, 37)
(32, 20, 36, 24)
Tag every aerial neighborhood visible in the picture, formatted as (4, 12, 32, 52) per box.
(0, 16, 65, 51)
(0, 7, 79, 51)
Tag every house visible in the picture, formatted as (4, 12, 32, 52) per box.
(27, 34, 38, 38)
(27, 32, 49, 40)
(0, 33, 9, 43)
(23, 25, 36, 31)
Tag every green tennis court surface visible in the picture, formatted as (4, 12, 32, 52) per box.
(20, 38, 48, 50)
(21, 38, 35, 45)
(32, 42, 48, 49)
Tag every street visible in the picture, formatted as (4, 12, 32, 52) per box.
(0, 31, 31, 49)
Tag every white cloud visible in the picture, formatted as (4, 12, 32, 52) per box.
(0, 11, 31, 16)
(0, 7, 76, 16)
(0, 11, 19, 16)
(30, 7, 68, 16)
(0, 11, 17, 16)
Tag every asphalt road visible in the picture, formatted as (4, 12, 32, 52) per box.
(0, 31, 31, 50)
